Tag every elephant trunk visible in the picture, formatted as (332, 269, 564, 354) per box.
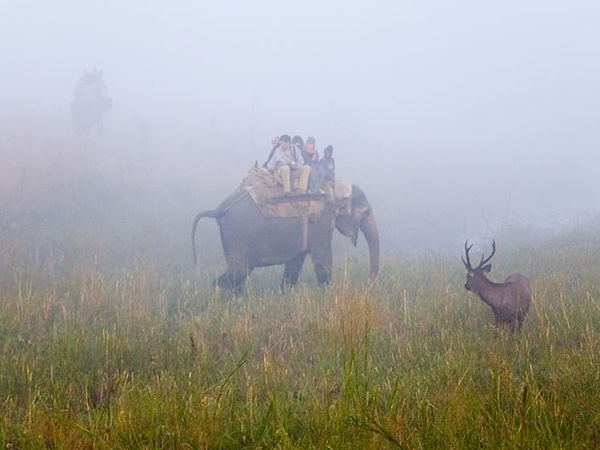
(360, 209, 379, 279)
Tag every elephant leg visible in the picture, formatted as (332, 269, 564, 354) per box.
(308, 208, 334, 285)
(313, 254, 332, 284)
(282, 253, 307, 290)
(214, 268, 250, 292)
(310, 238, 332, 284)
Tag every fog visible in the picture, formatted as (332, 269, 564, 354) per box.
(2, 1, 600, 262)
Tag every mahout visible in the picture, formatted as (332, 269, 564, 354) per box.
(462, 240, 531, 332)
(70, 68, 112, 139)
(192, 172, 379, 292)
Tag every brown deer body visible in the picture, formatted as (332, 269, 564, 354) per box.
(462, 240, 531, 332)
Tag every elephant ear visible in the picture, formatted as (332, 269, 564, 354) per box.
(336, 204, 370, 246)
(335, 214, 359, 246)
(335, 186, 371, 247)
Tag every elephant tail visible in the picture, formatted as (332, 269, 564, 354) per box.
(191, 208, 220, 266)
(191, 190, 250, 266)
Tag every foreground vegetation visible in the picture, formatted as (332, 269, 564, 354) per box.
(1, 232, 600, 449)
(1, 125, 599, 448)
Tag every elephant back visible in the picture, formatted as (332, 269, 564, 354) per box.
(237, 166, 326, 220)
(238, 166, 280, 199)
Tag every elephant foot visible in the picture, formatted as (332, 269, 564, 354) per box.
(316, 272, 331, 285)
(214, 273, 246, 291)
(281, 277, 299, 292)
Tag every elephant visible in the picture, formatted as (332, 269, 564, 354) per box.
(70, 69, 112, 139)
(191, 182, 379, 291)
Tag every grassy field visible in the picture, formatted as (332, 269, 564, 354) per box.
(2, 231, 600, 449)
(1, 127, 600, 448)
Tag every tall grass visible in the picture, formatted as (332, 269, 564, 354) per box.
(1, 237, 600, 448)
(1, 125, 600, 448)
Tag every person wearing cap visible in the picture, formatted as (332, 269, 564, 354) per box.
(301, 136, 326, 194)
(265, 134, 310, 195)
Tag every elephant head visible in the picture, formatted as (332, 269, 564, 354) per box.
(334, 185, 379, 280)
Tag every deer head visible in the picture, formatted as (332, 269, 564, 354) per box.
(462, 239, 496, 291)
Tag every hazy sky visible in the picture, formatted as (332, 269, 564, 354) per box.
(2, 1, 600, 251)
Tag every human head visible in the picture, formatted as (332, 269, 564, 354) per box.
(292, 135, 304, 147)
(305, 136, 316, 153)
(279, 134, 291, 147)
(324, 145, 333, 156)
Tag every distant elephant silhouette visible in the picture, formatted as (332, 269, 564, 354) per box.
(70, 68, 112, 139)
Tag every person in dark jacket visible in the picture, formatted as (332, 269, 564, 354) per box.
(302, 136, 326, 194)
(320, 145, 335, 182)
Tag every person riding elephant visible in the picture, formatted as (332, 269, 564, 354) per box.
(301, 136, 326, 194)
(265, 134, 310, 195)
(320, 145, 335, 182)
(70, 68, 112, 138)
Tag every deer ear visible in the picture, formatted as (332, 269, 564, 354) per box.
(483, 264, 492, 273)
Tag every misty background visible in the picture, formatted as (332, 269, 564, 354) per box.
(1, 1, 600, 273)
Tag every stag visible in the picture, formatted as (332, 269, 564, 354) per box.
(462, 240, 531, 332)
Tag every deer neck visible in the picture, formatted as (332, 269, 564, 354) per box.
(472, 276, 502, 306)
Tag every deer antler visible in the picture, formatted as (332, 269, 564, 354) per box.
(477, 239, 496, 268)
(462, 240, 473, 269)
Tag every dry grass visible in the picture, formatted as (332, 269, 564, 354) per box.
(1, 125, 600, 448)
